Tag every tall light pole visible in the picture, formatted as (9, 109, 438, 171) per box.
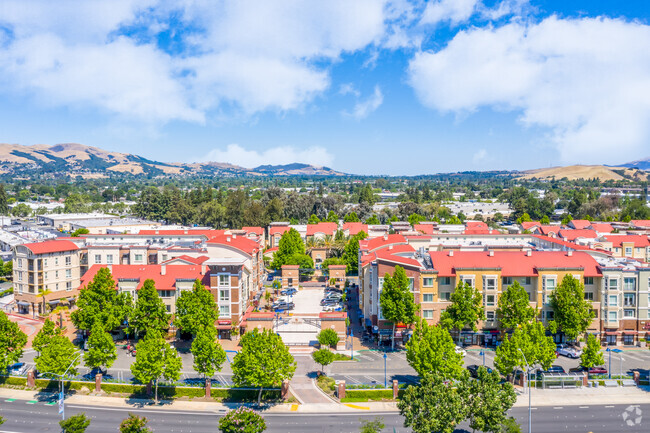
(518, 348, 532, 433)
(607, 347, 612, 379)
(383, 351, 388, 388)
(350, 328, 354, 360)
(41, 352, 83, 421)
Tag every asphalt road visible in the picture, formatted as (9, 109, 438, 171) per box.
(0, 399, 648, 432)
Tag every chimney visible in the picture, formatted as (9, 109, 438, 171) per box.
(388, 244, 393, 250)
(383, 234, 388, 241)
(233, 234, 237, 239)
(449, 250, 454, 257)
(161, 264, 166, 275)
(526, 250, 532, 257)
(567, 250, 573, 257)
(226, 237, 231, 242)
(488, 250, 494, 257)
(201, 264, 206, 274)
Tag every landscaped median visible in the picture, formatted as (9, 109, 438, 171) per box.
(316, 375, 404, 402)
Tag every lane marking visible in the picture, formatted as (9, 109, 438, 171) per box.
(605, 405, 614, 408)
(579, 406, 589, 409)
(343, 403, 370, 410)
(4, 399, 15, 402)
(290, 404, 299, 411)
(553, 407, 563, 409)
(66, 405, 218, 416)
(25, 401, 37, 404)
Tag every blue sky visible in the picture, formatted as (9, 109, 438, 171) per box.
(0, 0, 649, 175)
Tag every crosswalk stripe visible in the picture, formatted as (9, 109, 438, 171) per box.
(4, 399, 15, 402)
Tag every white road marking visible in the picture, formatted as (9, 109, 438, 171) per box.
(344, 375, 360, 384)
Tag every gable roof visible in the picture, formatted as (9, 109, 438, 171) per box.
(413, 224, 435, 235)
(161, 255, 210, 265)
(589, 223, 614, 234)
(631, 220, 650, 228)
(207, 234, 260, 255)
(359, 234, 407, 253)
(269, 225, 290, 236)
(603, 235, 650, 248)
(343, 222, 368, 236)
(80, 264, 209, 291)
(241, 226, 264, 236)
(559, 229, 598, 241)
(569, 220, 591, 230)
(306, 222, 338, 236)
(24, 240, 79, 255)
(521, 221, 542, 230)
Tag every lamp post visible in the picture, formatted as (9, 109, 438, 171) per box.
(383, 351, 388, 388)
(517, 348, 532, 433)
(41, 352, 83, 421)
(607, 347, 612, 379)
(350, 328, 354, 360)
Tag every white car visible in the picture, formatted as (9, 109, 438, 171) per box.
(455, 346, 467, 356)
(556, 344, 582, 358)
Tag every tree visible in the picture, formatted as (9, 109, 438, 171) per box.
(71, 267, 131, 332)
(271, 228, 306, 270)
(308, 214, 320, 224)
(467, 367, 517, 433)
(342, 231, 367, 274)
(60, 413, 90, 433)
(32, 318, 62, 355)
(232, 329, 296, 404)
(359, 417, 385, 433)
(325, 210, 339, 223)
(130, 331, 182, 402)
(440, 281, 484, 343)
(321, 257, 346, 272)
(130, 279, 170, 337)
(71, 228, 89, 237)
(0, 311, 27, 373)
(540, 215, 550, 224)
(500, 417, 523, 433)
(549, 275, 594, 341)
(120, 413, 152, 433)
(496, 281, 536, 330)
(84, 322, 117, 372)
(175, 279, 219, 335)
(398, 371, 470, 433)
(406, 318, 464, 379)
(316, 328, 339, 349)
(192, 327, 227, 388)
(0, 184, 8, 215)
(379, 266, 417, 350)
(312, 348, 334, 372)
(365, 215, 380, 225)
(343, 212, 360, 223)
(494, 321, 556, 378)
(219, 407, 266, 433)
(35, 335, 79, 377)
(580, 334, 605, 369)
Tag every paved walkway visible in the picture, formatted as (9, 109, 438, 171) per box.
(288, 354, 333, 404)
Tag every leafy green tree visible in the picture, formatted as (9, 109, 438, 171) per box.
(540, 215, 550, 224)
(308, 214, 320, 224)
(35, 335, 79, 377)
(0, 311, 27, 373)
(130, 331, 182, 402)
(500, 417, 523, 433)
(71, 228, 89, 237)
(312, 348, 334, 372)
(271, 228, 306, 270)
(219, 407, 266, 433)
(175, 279, 218, 335)
(321, 257, 346, 272)
(440, 281, 484, 343)
(32, 318, 62, 355)
(11, 203, 31, 217)
(71, 267, 131, 332)
(496, 281, 536, 330)
(0, 184, 8, 215)
(359, 417, 385, 433)
(407, 213, 426, 225)
(365, 215, 380, 225)
(316, 328, 339, 349)
(358, 184, 377, 206)
(120, 413, 152, 433)
(232, 329, 296, 404)
(379, 266, 417, 349)
(494, 321, 556, 378)
(60, 413, 90, 433)
(398, 371, 470, 433)
(467, 367, 517, 433)
(343, 212, 360, 223)
(192, 327, 227, 388)
(130, 279, 170, 336)
(325, 211, 339, 223)
(549, 275, 594, 340)
(580, 334, 605, 369)
(342, 231, 367, 274)
(515, 213, 532, 224)
(84, 322, 117, 372)
(406, 319, 464, 379)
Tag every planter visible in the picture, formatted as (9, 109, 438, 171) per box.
(639, 341, 646, 348)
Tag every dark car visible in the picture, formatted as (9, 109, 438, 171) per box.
(539, 365, 566, 377)
(569, 366, 608, 376)
(466, 364, 493, 378)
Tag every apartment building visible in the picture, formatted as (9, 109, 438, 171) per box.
(306, 222, 338, 241)
(12, 240, 81, 316)
(597, 235, 650, 262)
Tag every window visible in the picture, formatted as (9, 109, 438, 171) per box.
(422, 310, 433, 319)
(106, 255, 113, 265)
(55, 270, 59, 278)
(502, 277, 512, 286)
(219, 305, 230, 316)
(43, 259, 48, 267)
(608, 294, 618, 306)
(220, 289, 230, 302)
(422, 277, 434, 287)
(134, 254, 143, 262)
(625, 247, 632, 257)
(623, 277, 636, 291)
(608, 278, 619, 290)
(66, 281, 72, 291)
(166, 305, 172, 312)
(584, 292, 594, 301)
(94, 254, 101, 263)
(584, 277, 594, 285)
(485, 294, 495, 306)
(18, 258, 22, 268)
(623, 309, 635, 318)
(439, 277, 451, 285)
(18, 271, 22, 281)
(486, 311, 495, 320)
(408, 278, 415, 291)
(524, 277, 531, 285)
(484, 277, 497, 290)
(546, 310, 554, 320)
(623, 293, 636, 307)
(159, 290, 175, 298)
(65, 257, 71, 266)
(65, 269, 71, 279)
(542, 276, 556, 291)
(422, 293, 434, 302)
(440, 292, 451, 301)
(55, 283, 59, 291)
(608, 311, 617, 322)
(460, 276, 475, 288)
(219, 275, 229, 286)
(44, 272, 48, 280)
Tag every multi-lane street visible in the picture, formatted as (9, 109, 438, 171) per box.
(0, 398, 647, 432)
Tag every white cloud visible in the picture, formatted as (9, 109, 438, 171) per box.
(345, 85, 384, 120)
(203, 144, 334, 168)
(339, 83, 360, 97)
(408, 16, 650, 164)
(472, 148, 492, 165)
(420, 0, 480, 26)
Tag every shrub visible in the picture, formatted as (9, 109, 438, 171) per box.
(218, 407, 266, 433)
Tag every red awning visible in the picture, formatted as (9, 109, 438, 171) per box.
(623, 330, 638, 334)
(216, 324, 232, 330)
(605, 331, 620, 335)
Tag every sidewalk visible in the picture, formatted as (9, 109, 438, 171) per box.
(512, 385, 650, 407)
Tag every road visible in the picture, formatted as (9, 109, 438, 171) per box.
(0, 399, 648, 432)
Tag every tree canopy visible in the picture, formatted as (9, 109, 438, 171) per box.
(84, 322, 117, 371)
(130, 331, 182, 401)
(35, 334, 80, 377)
(440, 281, 484, 340)
(580, 334, 605, 369)
(494, 321, 556, 377)
(342, 231, 367, 274)
(175, 279, 219, 335)
(379, 266, 417, 349)
(32, 318, 62, 355)
(130, 279, 170, 336)
(271, 229, 305, 270)
(549, 275, 594, 340)
(316, 328, 339, 349)
(406, 318, 464, 379)
(496, 281, 536, 330)
(191, 327, 227, 380)
(0, 311, 27, 373)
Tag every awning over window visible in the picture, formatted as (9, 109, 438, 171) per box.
(622, 330, 638, 334)
(605, 331, 620, 335)
(17, 301, 30, 307)
(48, 300, 60, 305)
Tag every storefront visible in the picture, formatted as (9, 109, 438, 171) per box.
(216, 319, 232, 340)
(16, 301, 30, 315)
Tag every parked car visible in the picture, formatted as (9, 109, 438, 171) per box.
(541, 365, 566, 375)
(466, 364, 493, 378)
(569, 366, 608, 376)
(7, 362, 27, 375)
(321, 298, 340, 306)
(556, 344, 582, 358)
(323, 304, 342, 312)
(454, 346, 467, 356)
(281, 288, 297, 296)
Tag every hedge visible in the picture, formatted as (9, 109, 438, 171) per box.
(341, 389, 403, 402)
(0, 376, 27, 386)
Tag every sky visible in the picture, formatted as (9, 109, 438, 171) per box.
(0, 0, 649, 176)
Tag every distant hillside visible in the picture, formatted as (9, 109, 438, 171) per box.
(619, 157, 650, 171)
(517, 165, 650, 181)
(0, 143, 346, 178)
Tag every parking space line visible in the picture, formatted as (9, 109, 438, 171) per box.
(344, 375, 360, 384)
(364, 375, 378, 383)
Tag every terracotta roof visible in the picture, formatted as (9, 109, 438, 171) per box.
(161, 255, 210, 265)
(138, 229, 224, 237)
(463, 228, 495, 235)
(589, 223, 614, 233)
(569, 220, 591, 230)
(413, 224, 435, 235)
(80, 264, 209, 291)
(465, 221, 489, 230)
(343, 222, 368, 236)
(536, 225, 561, 236)
(530, 234, 594, 251)
(241, 226, 264, 235)
(429, 250, 601, 277)
(559, 229, 598, 241)
(24, 240, 79, 255)
(375, 244, 421, 268)
(306, 222, 338, 236)
(269, 226, 290, 235)
(603, 235, 650, 248)
(631, 220, 650, 228)
(520, 221, 541, 230)
(207, 234, 259, 256)
(360, 234, 407, 252)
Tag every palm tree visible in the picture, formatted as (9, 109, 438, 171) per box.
(305, 237, 318, 253)
(36, 288, 53, 316)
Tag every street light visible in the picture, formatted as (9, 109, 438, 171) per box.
(40, 352, 83, 421)
(517, 348, 532, 433)
(383, 351, 388, 388)
(350, 328, 354, 360)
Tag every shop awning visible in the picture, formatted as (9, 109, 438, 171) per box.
(622, 330, 638, 334)
(605, 331, 620, 335)
(48, 300, 60, 305)
(67, 297, 75, 302)
(216, 324, 232, 330)
(17, 301, 30, 307)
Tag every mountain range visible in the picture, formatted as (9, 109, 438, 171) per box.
(0, 143, 345, 178)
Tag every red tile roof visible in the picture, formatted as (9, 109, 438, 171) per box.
(207, 234, 259, 256)
(80, 264, 208, 291)
(521, 221, 542, 230)
(429, 250, 601, 277)
(24, 240, 79, 255)
(589, 223, 614, 233)
(138, 229, 225, 237)
(413, 224, 435, 235)
(161, 255, 210, 265)
(360, 234, 407, 252)
(465, 221, 489, 230)
(603, 235, 650, 248)
(375, 244, 421, 267)
(306, 222, 338, 236)
(569, 220, 591, 230)
(241, 226, 264, 235)
(559, 229, 598, 241)
(536, 225, 561, 236)
(343, 222, 368, 236)
(269, 226, 290, 236)
(631, 220, 650, 228)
